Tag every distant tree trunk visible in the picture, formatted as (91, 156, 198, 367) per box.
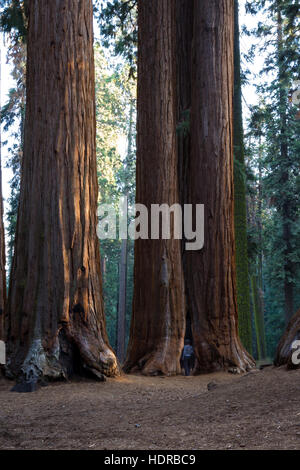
(251, 274, 267, 360)
(5, 0, 118, 381)
(275, 0, 295, 325)
(251, 139, 267, 360)
(3, 40, 26, 272)
(233, 0, 252, 354)
(275, 308, 300, 368)
(277, 3, 294, 325)
(0, 48, 6, 342)
(117, 100, 134, 364)
(100, 256, 106, 278)
(185, 0, 254, 373)
(124, 0, 185, 376)
(117, 238, 127, 364)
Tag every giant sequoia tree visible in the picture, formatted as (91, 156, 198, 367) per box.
(0, 114, 6, 342)
(124, 0, 186, 375)
(5, 0, 118, 381)
(185, 0, 254, 372)
(125, 0, 254, 375)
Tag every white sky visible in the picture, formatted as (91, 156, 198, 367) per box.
(0, 1, 265, 226)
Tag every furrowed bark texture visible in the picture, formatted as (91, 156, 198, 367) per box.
(124, 0, 186, 376)
(0, 136, 5, 343)
(185, 0, 254, 373)
(176, 0, 193, 211)
(0, 47, 6, 343)
(233, 0, 252, 354)
(176, 0, 193, 348)
(275, 308, 300, 368)
(5, 0, 118, 381)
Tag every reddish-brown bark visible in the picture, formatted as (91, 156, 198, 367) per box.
(176, 0, 193, 211)
(0, 46, 6, 343)
(0, 147, 6, 342)
(5, 0, 118, 381)
(185, 0, 254, 373)
(125, 0, 254, 376)
(124, 0, 186, 376)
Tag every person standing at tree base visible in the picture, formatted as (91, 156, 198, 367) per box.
(181, 340, 195, 376)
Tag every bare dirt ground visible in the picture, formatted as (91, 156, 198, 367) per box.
(0, 366, 300, 450)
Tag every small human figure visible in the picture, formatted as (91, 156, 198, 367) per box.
(181, 339, 195, 376)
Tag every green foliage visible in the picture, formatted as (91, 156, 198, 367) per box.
(245, 0, 300, 358)
(0, 0, 28, 40)
(94, 0, 137, 78)
(94, 45, 136, 350)
(1, 40, 26, 269)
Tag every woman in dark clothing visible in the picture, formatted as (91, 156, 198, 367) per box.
(181, 339, 195, 376)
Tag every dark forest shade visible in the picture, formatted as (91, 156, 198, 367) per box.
(0, 141, 6, 342)
(5, 0, 118, 381)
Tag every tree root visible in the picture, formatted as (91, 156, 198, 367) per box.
(6, 324, 119, 391)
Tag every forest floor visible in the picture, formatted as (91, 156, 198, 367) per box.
(0, 366, 300, 450)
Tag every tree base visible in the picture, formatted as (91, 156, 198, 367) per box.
(192, 338, 255, 375)
(124, 341, 183, 376)
(124, 336, 255, 376)
(6, 325, 119, 385)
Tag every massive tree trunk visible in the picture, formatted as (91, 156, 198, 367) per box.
(116, 99, 134, 364)
(275, 308, 300, 368)
(176, 0, 193, 346)
(233, 0, 252, 354)
(0, 140, 5, 344)
(5, 0, 118, 382)
(0, 48, 6, 342)
(176, 0, 193, 210)
(124, 0, 186, 376)
(185, 0, 254, 373)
